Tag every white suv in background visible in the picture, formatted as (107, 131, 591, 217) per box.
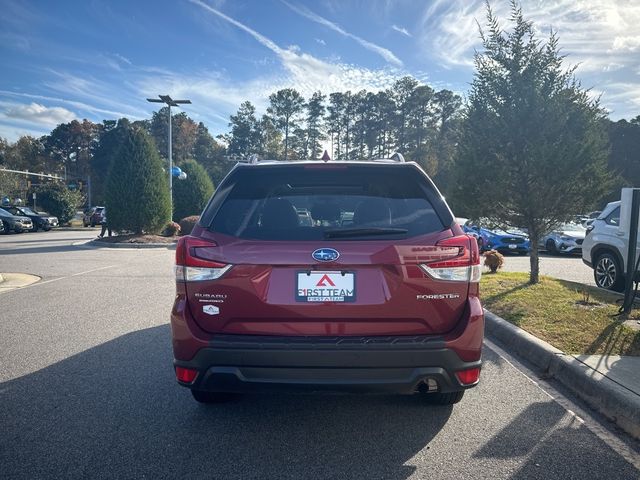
(582, 201, 633, 291)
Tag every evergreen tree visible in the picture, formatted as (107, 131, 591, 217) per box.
(172, 159, 215, 221)
(453, 2, 611, 284)
(193, 122, 229, 186)
(227, 101, 260, 158)
(305, 91, 326, 159)
(91, 119, 130, 205)
(267, 88, 305, 160)
(104, 128, 170, 234)
(327, 92, 345, 159)
(256, 115, 283, 159)
(35, 182, 83, 225)
(391, 76, 419, 153)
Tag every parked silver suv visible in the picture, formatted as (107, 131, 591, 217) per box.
(582, 201, 629, 291)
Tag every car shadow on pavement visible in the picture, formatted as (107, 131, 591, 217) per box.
(0, 236, 94, 244)
(472, 382, 639, 479)
(1, 325, 452, 479)
(0, 244, 90, 255)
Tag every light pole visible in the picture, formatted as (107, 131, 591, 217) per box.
(146, 95, 191, 215)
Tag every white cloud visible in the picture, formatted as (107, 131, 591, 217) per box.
(611, 36, 640, 52)
(315, 38, 326, 46)
(43, 69, 148, 118)
(280, 0, 403, 66)
(419, 0, 640, 72)
(0, 90, 137, 119)
(126, 1, 420, 135)
(113, 53, 132, 65)
(185, 0, 407, 100)
(4, 102, 76, 126)
(392, 25, 412, 37)
(417, 0, 640, 118)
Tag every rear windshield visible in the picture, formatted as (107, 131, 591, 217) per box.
(206, 165, 448, 241)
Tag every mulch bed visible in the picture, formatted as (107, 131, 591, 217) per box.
(94, 234, 178, 244)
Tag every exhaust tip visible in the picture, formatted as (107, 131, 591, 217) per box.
(416, 377, 439, 393)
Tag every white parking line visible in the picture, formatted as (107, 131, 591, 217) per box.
(484, 338, 640, 469)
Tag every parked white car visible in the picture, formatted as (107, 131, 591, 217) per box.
(582, 201, 628, 291)
(540, 223, 586, 255)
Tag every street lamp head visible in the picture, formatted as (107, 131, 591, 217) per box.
(147, 95, 192, 107)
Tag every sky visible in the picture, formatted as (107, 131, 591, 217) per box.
(1, 0, 639, 142)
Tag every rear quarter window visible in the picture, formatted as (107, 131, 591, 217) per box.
(604, 207, 620, 226)
(203, 164, 451, 241)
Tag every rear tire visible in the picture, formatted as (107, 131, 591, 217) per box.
(424, 390, 465, 405)
(594, 252, 625, 292)
(190, 389, 238, 404)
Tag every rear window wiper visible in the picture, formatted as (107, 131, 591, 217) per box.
(324, 227, 408, 239)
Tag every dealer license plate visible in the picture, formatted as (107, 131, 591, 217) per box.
(509, 244, 517, 249)
(296, 271, 355, 302)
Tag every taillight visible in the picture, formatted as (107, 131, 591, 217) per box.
(455, 367, 481, 386)
(175, 236, 232, 282)
(175, 366, 198, 384)
(419, 235, 481, 282)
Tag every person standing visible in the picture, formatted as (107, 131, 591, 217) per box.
(98, 208, 112, 238)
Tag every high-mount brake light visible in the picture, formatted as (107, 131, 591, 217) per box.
(419, 235, 481, 282)
(175, 236, 232, 282)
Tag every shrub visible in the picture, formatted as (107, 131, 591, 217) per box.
(161, 221, 181, 237)
(104, 128, 171, 234)
(179, 215, 199, 235)
(484, 250, 505, 273)
(35, 182, 84, 225)
(172, 159, 214, 222)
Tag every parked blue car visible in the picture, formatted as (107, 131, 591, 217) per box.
(463, 220, 530, 255)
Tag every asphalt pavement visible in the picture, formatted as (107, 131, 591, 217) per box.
(500, 252, 595, 285)
(1, 230, 638, 479)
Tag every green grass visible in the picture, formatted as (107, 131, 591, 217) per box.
(481, 272, 640, 356)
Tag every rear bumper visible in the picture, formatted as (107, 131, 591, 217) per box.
(171, 288, 484, 394)
(174, 334, 481, 394)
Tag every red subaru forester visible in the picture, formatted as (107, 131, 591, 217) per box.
(171, 157, 484, 404)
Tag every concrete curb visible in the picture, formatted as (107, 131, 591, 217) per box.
(0, 272, 41, 292)
(80, 239, 176, 249)
(484, 309, 640, 440)
(57, 227, 99, 232)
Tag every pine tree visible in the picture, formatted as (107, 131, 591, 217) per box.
(305, 91, 326, 159)
(227, 101, 260, 158)
(104, 128, 171, 234)
(453, 2, 611, 284)
(267, 89, 305, 160)
(172, 159, 215, 221)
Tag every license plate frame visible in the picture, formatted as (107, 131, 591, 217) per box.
(296, 271, 356, 303)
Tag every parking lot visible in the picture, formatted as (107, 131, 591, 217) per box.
(1, 230, 638, 479)
(501, 251, 595, 286)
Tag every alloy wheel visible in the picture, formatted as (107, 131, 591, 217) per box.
(595, 257, 616, 289)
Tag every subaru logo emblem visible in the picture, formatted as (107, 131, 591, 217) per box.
(312, 248, 340, 262)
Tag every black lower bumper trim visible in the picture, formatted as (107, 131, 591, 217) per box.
(175, 335, 481, 394)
